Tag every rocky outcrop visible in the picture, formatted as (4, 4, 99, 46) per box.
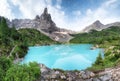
(83, 20, 120, 32)
(38, 64, 120, 81)
(83, 20, 104, 32)
(98, 66, 120, 81)
(3, 8, 74, 42)
(90, 45, 99, 50)
(105, 22, 120, 29)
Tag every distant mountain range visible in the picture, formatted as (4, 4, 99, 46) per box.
(1, 8, 120, 42)
(83, 20, 120, 32)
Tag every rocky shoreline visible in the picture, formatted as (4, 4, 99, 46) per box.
(13, 58, 120, 81)
(38, 64, 120, 81)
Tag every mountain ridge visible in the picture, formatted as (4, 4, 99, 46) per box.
(1, 8, 120, 39)
(83, 20, 120, 32)
(0, 8, 75, 42)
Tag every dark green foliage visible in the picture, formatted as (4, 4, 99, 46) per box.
(0, 56, 40, 81)
(0, 17, 9, 36)
(94, 53, 103, 66)
(0, 17, 28, 58)
(0, 68, 4, 81)
(29, 62, 41, 79)
(5, 62, 40, 81)
(13, 43, 28, 58)
(0, 56, 12, 81)
(0, 56, 12, 72)
(18, 28, 57, 46)
(0, 17, 10, 45)
(87, 53, 105, 71)
(10, 26, 20, 41)
(70, 26, 120, 44)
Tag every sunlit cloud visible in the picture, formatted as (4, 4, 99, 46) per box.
(0, 0, 15, 19)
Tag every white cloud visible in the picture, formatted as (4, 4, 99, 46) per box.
(0, 0, 15, 19)
(89, 0, 120, 25)
(11, 0, 47, 19)
(0, 0, 120, 31)
(105, 0, 117, 7)
(67, 0, 120, 31)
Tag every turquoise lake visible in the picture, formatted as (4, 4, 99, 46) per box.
(22, 44, 103, 70)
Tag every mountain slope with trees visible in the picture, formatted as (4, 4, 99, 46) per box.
(70, 26, 120, 70)
(0, 16, 58, 81)
(0, 17, 57, 58)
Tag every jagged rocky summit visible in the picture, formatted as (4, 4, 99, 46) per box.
(83, 20, 120, 32)
(3, 8, 75, 42)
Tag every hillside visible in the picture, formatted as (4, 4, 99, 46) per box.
(0, 17, 57, 58)
(18, 28, 58, 46)
(70, 26, 120, 70)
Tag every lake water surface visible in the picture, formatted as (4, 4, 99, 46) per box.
(22, 44, 103, 70)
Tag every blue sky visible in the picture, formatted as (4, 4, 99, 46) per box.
(0, 0, 120, 31)
(57, 0, 103, 14)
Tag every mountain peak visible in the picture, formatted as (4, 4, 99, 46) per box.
(92, 20, 104, 28)
(93, 20, 103, 25)
(5, 8, 73, 42)
(83, 20, 104, 32)
(39, 7, 52, 22)
(43, 8, 48, 15)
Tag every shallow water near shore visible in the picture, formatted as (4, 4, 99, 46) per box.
(21, 44, 104, 70)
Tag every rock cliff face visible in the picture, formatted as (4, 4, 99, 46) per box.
(83, 20, 120, 32)
(6, 8, 74, 42)
(38, 63, 120, 81)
